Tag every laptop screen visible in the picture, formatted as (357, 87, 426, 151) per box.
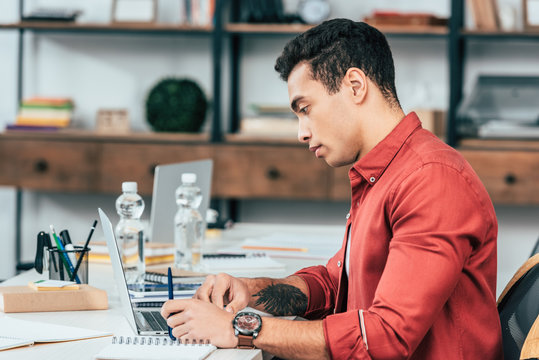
(149, 159, 213, 243)
(99, 208, 140, 333)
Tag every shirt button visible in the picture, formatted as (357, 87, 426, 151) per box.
(346, 213, 350, 219)
(337, 261, 342, 267)
(369, 177, 376, 183)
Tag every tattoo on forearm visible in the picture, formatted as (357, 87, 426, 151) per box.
(253, 284, 308, 316)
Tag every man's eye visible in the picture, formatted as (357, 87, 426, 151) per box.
(299, 106, 308, 114)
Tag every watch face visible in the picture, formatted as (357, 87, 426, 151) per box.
(233, 312, 262, 335)
(236, 314, 260, 331)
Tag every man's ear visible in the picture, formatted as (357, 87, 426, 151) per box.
(343, 67, 367, 104)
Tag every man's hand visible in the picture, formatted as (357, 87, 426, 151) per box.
(194, 273, 250, 313)
(161, 298, 238, 348)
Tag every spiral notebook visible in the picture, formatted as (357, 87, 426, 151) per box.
(94, 336, 216, 360)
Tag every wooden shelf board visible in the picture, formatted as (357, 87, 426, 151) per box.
(462, 30, 539, 38)
(459, 139, 539, 151)
(224, 133, 302, 145)
(1, 129, 211, 143)
(226, 23, 448, 36)
(0, 22, 213, 33)
(225, 23, 313, 34)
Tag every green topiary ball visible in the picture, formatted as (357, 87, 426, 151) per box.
(145, 78, 208, 132)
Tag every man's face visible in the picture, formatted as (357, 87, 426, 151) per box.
(288, 63, 362, 168)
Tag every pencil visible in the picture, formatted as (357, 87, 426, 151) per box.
(241, 245, 309, 252)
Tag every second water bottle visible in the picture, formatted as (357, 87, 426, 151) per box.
(174, 173, 204, 270)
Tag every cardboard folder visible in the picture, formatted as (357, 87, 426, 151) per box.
(0, 284, 108, 313)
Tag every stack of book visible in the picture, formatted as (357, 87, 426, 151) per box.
(10, 97, 74, 130)
(86, 241, 175, 266)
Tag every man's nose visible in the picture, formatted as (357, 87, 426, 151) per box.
(297, 118, 311, 144)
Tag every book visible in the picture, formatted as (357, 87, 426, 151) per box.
(0, 316, 111, 351)
(0, 284, 108, 313)
(95, 335, 216, 360)
(15, 97, 74, 129)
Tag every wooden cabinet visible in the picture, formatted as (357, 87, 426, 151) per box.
(0, 137, 99, 192)
(459, 140, 539, 205)
(0, 132, 350, 201)
(2, 133, 538, 205)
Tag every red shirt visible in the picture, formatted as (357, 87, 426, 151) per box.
(295, 113, 503, 359)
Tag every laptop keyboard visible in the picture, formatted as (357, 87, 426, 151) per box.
(136, 310, 169, 331)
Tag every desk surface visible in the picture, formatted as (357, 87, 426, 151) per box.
(0, 223, 344, 360)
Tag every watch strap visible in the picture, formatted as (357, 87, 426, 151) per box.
(237, 334, 255, 349)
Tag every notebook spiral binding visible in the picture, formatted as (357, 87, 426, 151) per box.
(111, 336, 211, 346)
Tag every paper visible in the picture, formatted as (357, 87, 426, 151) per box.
(0, 317, 111, 344)
(0, 336, 34, 351)
(201, 254, 285, 272)
(29, 279, 79, 291)
(219, 232, 343, 260)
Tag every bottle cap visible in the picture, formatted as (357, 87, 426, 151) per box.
(181, 173, 197, 184)
(122, 181, 138, 192)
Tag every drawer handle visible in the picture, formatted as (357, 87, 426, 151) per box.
(34, 159, 49, 173)
(149, 164, 158, 176)
(504, 173, 517, 185)
(266, 167, 281, 180)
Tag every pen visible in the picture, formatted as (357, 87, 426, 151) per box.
(50, 225, 79, 283)
(70, 220, 97, 282)
(167, 267, 176, 341)
(241, 245, 309, 252)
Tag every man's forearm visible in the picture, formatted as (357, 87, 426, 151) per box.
(240, 275, 309, 316)
(254, 317, 330, 360)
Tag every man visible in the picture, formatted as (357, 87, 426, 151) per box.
(162, 19, 503, 359)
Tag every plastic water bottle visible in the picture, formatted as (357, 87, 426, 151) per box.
(115, 181, 145, 288)
(174, 173, 204, 270)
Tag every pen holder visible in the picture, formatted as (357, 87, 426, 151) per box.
(48, 246, 90, 284)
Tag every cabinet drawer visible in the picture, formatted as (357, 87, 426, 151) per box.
(214, 145, 329, 199)
(461, 150, 539, 204)
(0, 139, 99, 192)
(99, 143, 213, 195)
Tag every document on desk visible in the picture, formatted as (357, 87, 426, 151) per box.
(0, 316, 112, 350)
(219, 232, 343, 260)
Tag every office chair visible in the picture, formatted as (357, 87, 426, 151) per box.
(497, 254, 539, 360)
(531, 237, 539, 257)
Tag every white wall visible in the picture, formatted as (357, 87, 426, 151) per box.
(0, 0, 537, 297)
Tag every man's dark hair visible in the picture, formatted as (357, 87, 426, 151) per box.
(275, 18, 400, 108)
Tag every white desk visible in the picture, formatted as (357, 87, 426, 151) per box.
(0, 223, 344, 360)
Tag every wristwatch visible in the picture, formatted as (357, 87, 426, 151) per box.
(232, 312, 262, 349)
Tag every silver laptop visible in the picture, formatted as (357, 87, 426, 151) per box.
(149, 159, 213, 243)
(99, 208, 169, 336)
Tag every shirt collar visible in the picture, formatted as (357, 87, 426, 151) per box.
(349, 112, 422, 186)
